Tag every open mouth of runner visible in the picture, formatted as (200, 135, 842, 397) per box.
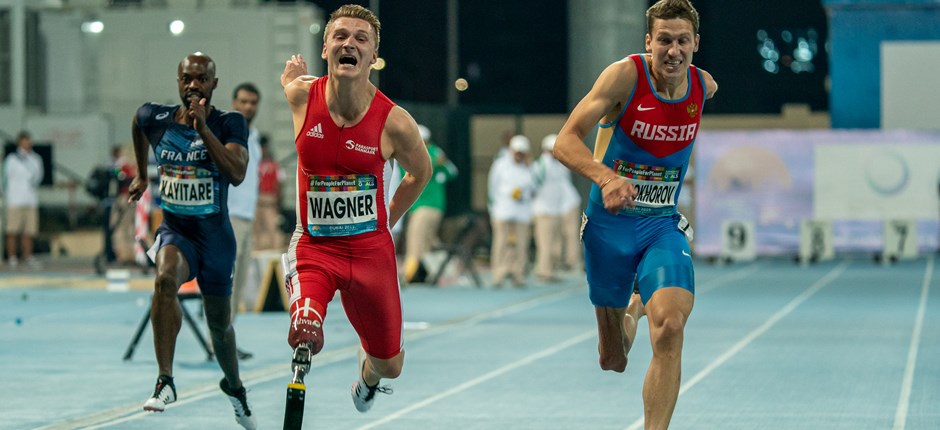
(339, 55, 358, 67)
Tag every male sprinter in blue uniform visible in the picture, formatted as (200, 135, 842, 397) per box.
(553, 1, 716, 428)
(128, 52, 256, 430)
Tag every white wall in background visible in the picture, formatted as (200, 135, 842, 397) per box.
(882, 41, 940, 130)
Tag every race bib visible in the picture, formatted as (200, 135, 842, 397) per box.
(159, 164, 218, 216)
(614, 160, 681, 216)
(306, 174, 378, 236)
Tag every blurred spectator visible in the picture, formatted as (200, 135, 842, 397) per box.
(228, 83, 263, 319)
(487, 135, 535, 287)
(3, 131, 44, 268)
(560, 176, 584, 273)
(531, 134, 580, 282)
(402, 124, 458, 283)
(254, 136, 285, 251)
(110, 145, 138, 263)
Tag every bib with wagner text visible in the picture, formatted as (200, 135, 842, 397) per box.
(305, 174, 378, 236)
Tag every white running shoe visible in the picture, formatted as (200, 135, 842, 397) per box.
(220, 379, 257, 430)
(350, 348, 392, 413)
(143, 376, 176, 412)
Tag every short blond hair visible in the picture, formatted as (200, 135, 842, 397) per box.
(646, 0, 700, 35)
(324, 4, 381, 50)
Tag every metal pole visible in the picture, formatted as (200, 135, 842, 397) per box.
(12, 0, 25, 108)
(446, 0, 458, 107)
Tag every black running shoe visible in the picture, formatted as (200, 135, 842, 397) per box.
(219, 379, 257, 430)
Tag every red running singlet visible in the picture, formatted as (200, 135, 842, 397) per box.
(285, 76, 404, 359)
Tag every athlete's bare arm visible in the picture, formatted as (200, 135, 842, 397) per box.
(383, 107, 432, 227)
(700, 69, 718, 99)
(554, 58, 639, 214)
(128, 115, 150, 203)
(281, 54, 318, 140)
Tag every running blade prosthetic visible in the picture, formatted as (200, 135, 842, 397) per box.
(283, 343, 312, 430)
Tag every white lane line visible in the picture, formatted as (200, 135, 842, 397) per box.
(893, 254, 934, 430)
(624, 261, 850, 430)
(351, 264, 760, 430)
(77, 347, 357, 430)
(45, 286, 583, 430)
(355, 330, 597, 430)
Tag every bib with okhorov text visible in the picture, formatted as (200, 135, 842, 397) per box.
(306, 174, 378, 236)
(159, 164, 218, 216)
(614, 160, 681, 217)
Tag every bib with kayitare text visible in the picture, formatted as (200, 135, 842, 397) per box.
(159, 164, 217, 216)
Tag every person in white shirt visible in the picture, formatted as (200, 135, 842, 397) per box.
(560, 182, 584, 273)
(3, 131, 44, 268)
(555, 135, 584, 273)
(487, 135, 536, 287)
(227, 83, 263, 322)
(531, 134, 581, 282)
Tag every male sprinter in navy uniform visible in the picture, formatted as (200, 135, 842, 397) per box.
(128, 52, 256, 430)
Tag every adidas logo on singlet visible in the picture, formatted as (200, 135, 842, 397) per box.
(306, 123, 324, 139)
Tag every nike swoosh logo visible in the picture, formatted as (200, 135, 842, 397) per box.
(637, 105, 655, 111)
(155, 112, 169, 120)
(682, 250, 691, 257)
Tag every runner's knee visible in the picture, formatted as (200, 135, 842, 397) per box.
(204, 312, 231, 337)
(650, 316, 684, 355)
(153, 273, 178, 298)
(372, 357, 403, 379)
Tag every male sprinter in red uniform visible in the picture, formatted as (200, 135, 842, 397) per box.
(553, 1, 717, 428)
(280, 4, 431, 413)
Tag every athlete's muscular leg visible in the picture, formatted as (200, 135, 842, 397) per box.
(361, 350, 405, 387)
(642, 287, 693, 430)
(343, 239, 405, 386)
(202, 295, 243, 390)
(595, 293, 644, 372)
(623, 292, 645, 353)
(152, 245, 190, 377)
(596, 306, 627, 372)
